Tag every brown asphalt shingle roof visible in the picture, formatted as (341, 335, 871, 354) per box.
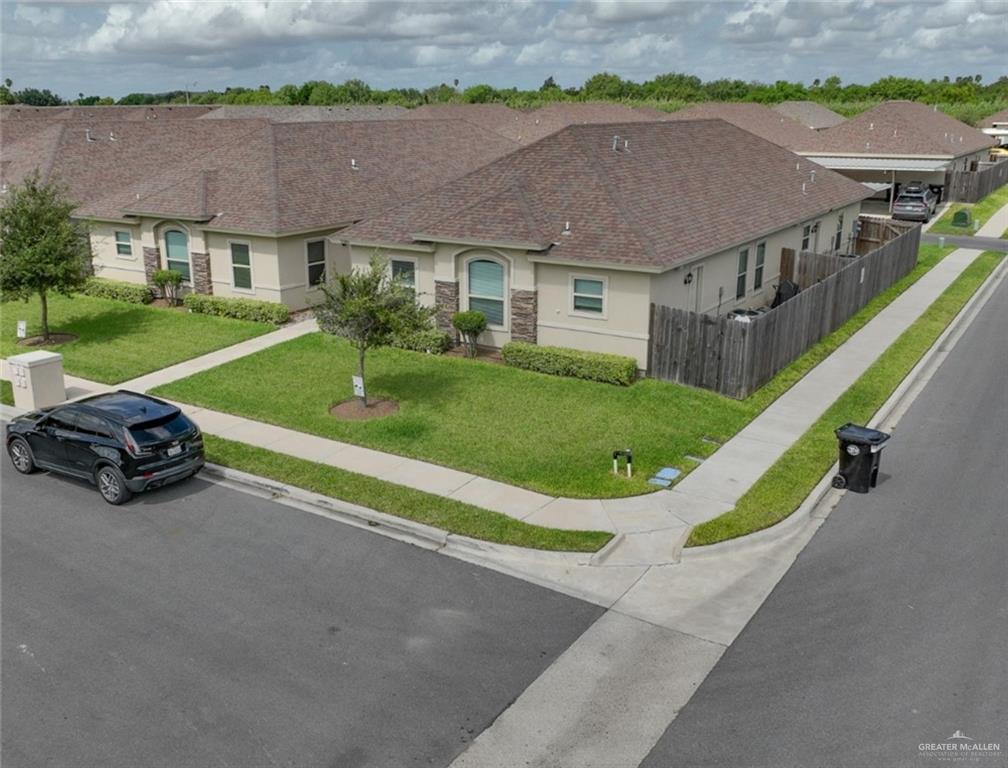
(403, 104, 527, 141)
(199, 105, 408, 122)
(978, 108, 1008, 129)
(801, 101, 995, 157)
(773, 101, 847, 130)
(1, 118, 518, 235)
(663, 102, 819, 149)
(1, 105, 216, 121)
(341, 120, 871, 270)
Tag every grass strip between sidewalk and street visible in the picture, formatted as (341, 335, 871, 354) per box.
(928, 184, 1008, 235)
(203, 434, 614, 553)
(687, 250, 1005, 547)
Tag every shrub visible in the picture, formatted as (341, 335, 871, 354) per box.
(452, 310, 487, 358)
(152, 268, 184, 305)
(391, 327, 452, 354)
(79, 277, 153, 304)
(501, 342, 638, 386)
(183, 293, 289, 324)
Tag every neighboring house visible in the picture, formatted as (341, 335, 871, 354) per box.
(0, 104, 216, 121)
(337, 120, 870, 368)
(403, 103, 528, 141)
(0, 117, 518, 308)
(773, 101, 847, 130)
(198, 105, 408, 122)
(979, 108, 1008, 147)
(793, 101, 996, 198)
(663, 101, 819, 150)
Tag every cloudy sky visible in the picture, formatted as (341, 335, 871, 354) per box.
(2, 1, 1005, 98)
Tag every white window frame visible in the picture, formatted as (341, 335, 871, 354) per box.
(390, 256, 418, 297)
(163, 227, 192, 285)
(114, 230, 134, 259)
(801, 224, 811, 251)
(227, 239, 255, 294)
(305, 238, 327, 289)
(834, 212, 845, 252)
(753, 242, 766, 291)
(463, 255, 508, 331)
(736, 247, 749, 300)
(568, 273, 608, 320)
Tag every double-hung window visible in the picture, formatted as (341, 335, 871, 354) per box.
(736, 248, 749, 300)
(571, 276, 605, 315)
(834, 212, 845, 251)
(230, 242, 252, 291)
(164, 230, 190, 281)
(467, 259, 504, 326)
(306, 240, 326, 287)
(754, 242, 766, 290)
(115, 230, 132, 257)
(801, 224, 811, 251)
(391, 259, 416, 298)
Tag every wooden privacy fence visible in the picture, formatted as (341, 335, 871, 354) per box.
(944, 160, 1008, 203)
(648, 219, 921, 399)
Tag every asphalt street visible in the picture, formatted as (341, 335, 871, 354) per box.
(642, 272, 1008, 767)
(1, 463, 603, 768)
(921, 232, 1008, 252)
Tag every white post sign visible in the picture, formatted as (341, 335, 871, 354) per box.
(352, 375, 365, 399)
(16, 320, 27, 339)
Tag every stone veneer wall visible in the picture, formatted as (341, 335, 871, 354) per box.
(142, 247, 162, 297)
(434, 280, 459, 340)
(509, 289, 537, 343)
(191, 252, 213, 295)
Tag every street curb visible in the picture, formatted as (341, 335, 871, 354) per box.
(682, 247, 1007, 560)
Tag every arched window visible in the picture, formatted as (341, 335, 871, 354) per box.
(164, 229, 190, 281)
(467, 259, 504, 326)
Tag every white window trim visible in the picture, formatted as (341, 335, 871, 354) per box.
(114, 230, 135, 260)
(227, 239, 255, 295)
(568, 273, 608, 320)
(753, 241, 766, 290)
(736, 247, 749, 300)
(305, 237, 327, 290)
(801, 223, 812, 251)
(163, 227, 192, 286)
(463, 255, 508, 331)
(389, 255, 419, 294)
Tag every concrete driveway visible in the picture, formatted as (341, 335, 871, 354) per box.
(1, 464, 601, 768)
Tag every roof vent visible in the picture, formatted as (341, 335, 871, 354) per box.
(810, 170, 816, 183)
(85, 128, 96, 142)
(561, 221, 572, 236)
(612, 135, 620, 151)
(623, 138, 629, 151)
(865, 141, 871, 149)
(109, 131, 117, 141)
(1, 183, 8, 195)
(350, 158, 360, 171)
(802, 182, 807, 194)
(796, 161, 800, 171)
(869, 122, 874, 130)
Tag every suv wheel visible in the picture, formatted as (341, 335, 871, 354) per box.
(96, 465, 132, 505)
(7, 437, 36, 474)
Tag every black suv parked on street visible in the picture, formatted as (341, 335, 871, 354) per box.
(5, 391, 204, 504)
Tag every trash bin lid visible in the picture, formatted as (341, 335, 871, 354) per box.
(835, 423, 890, 445)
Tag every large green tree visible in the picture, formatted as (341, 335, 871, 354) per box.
(315, 257, 433, 406)
(0, 173, 92, 342)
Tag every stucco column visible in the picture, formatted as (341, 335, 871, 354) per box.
(143, 246, 162, 297)
(191, 252, 213, 295)
(509, 288, 537, 343)
(434, 280, 459, 339)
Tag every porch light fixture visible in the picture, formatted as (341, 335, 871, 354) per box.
(683, 271, 694, 285)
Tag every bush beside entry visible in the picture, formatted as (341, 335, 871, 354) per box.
(391, 327, 452, 354)
(183, 293, 290, 324)
(502, 342, 638, 386)
(80, 277, 153, 304)
(452, 310, 487, 358)
(152, 269, 184, 305)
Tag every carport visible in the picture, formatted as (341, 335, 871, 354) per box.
(802, 156, 952, 211)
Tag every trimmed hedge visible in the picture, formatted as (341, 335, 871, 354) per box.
(501, 341, 637, 386)
(183, 293, 289, 324)
(392, 327, 452, 354)
(80, 277, 153, 304)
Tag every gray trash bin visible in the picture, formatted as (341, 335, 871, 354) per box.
(832, 423, 891, 493)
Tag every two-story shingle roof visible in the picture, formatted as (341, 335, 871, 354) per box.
(341, 120, 871, 271)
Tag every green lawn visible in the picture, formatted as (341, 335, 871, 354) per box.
(155, 244, 956, 499)
(0, 379, 12, 406)
(688, 250, 1005, 546)
(205, 436, 612, 552)
(1, 294, 272, 384)
(929, 184, 1008, 235)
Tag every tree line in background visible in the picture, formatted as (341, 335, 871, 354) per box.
(2, 72, 1006, 125)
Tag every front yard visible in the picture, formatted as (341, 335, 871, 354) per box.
(154, 243, 956, 499)
(0, 294, 272, 384)
(929, 183, 1008, 235)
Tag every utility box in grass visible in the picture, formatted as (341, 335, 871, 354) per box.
(951, 210, 972, 228)
(5, 350, 66, 410)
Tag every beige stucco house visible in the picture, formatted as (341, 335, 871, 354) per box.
(339, 120, 869, 367)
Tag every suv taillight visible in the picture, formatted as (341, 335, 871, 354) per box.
(122, 427, 153, 458)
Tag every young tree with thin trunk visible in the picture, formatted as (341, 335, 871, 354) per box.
(0, 172, 91, 342)
(315, 256, 433, 407)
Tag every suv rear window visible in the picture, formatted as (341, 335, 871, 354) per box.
(129, 413, 193, 445)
